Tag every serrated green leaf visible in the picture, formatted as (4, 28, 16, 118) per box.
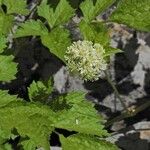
(15, 19, 48, 38)
(80, 0, 115, 22)
(60, 134, 119, 150)
(41, 27, 71, 62)
(0, 55, 17, 81)
(110, 0, 150, 32)
(0, 90, 56, 150)
(79, 20, 110, 46)
(37, 0, 75, 28)
(0, 35, 7, 53)
(28, 80, 53, 103)
(3, 0, 29, 15)
(0, 12, 13, 35)
(54, 92, 108, 137)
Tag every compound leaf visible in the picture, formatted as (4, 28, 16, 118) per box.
(110, 0, 150, 32)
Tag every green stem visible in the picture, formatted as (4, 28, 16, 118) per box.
(105, 70, 128, 112)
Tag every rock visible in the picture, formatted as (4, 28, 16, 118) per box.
(54, 66, 86, 93)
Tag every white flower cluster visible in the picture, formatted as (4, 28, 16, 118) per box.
(65, 40, 107, 81)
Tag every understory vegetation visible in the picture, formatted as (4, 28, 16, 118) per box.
(0, 0, 149, 149)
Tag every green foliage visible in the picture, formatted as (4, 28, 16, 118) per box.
(0, 0, 29, 35)
(53, 92, 108, 136)
(79, 20, 109, 46)
(41, 26, 71, 62)
(1, 0, 149, 149)
(28, 80, 53, 103)
(0, 35, 7, 53)
(0, 90, 56, 150)
(0, 0, 28, 82)
(0, 12, 13, 35)
(0, 90, 116, 149)
(0, 128, 19, 150)
(37, 0, 75, 29)
(0, 129, 8, 145)
(2, 0, 29, 15)
(0, 55, 17, 81)
(15, 19, 48, 37)
(79, 13, 122, 60)
(0, 90, 22, 108)
(103, 47, 122, 58)
(80, 0, 115, 22)
(110, 0, 150, 32)
(15, 0, 73, 62)
(60, 134, 119, 150)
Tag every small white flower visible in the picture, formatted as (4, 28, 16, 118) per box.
(64, 40, 107, 81)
